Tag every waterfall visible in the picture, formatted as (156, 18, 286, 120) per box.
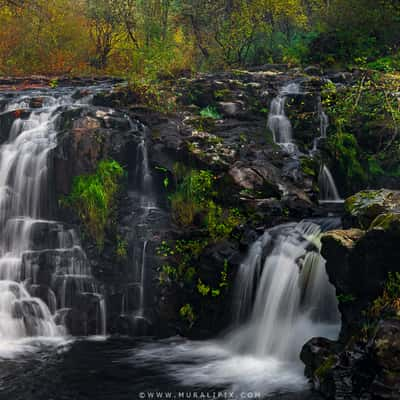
(313, 97, 329, 152)
(319, 165, 342, 202)
(267, 82, 300, 153)
(227, 220, 341, 361)
(319, 104, 329, 139)
(123, 120, 158, 335)
(310, 96, 342, 202)
(131, 219, 342, 396)
(0, 90, 106, 341)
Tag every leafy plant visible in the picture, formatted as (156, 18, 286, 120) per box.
(206, 202, 243, 242)
(62, 159, 124, 249)
(49, 78, 59, 88)
(170, 169, 214, 226)
(200, 106, 221, 120)
(197, 279, 211, 296)
(179, 304, 196, 327)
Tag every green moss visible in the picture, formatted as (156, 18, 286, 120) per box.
(346, 190, 384, 224)
(300, 157, 318, 177)
(189, 116, 217, 132)
(116, 235, 128, 259)
(315, 355, 337, 382)
(328, 132, 366, 188)
(370, 213, 400, 231)
(213, 88, 231, 101)
(62, 159, 124, 249)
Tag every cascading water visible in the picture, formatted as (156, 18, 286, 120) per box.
(0, 89, 106, 342)
(313, 96, 329, 152)
(267, 82, 300, 153)
(228, 220, 340, 360)
(315, 98, 343, 202)
(319, 164, 342, 202)
(122, 121, 159, 335)
(131, 219, 341, 397)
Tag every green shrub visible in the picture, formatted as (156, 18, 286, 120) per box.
(169, 168, 243, 241)
(63, 159, 124, 249)
(367, 55, 400, 72)
(170, 169, 214, 226)
(206, 201, 243, 242)
(200, 106, 221, 120)
(328, 132, 366, 187)
(179, 303, 196, 327)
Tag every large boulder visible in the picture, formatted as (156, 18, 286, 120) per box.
(305, 204, 400, 398)
(228, 161, 282, 198)
(345, 189, 400, 229)
(322, 218, 400, 340)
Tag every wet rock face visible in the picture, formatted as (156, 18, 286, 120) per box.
(322, 220, 400, 341)
(302, 320, 400, 400)
(304, 190, 400, 399)
(372, 319, 400, 372)
(53, 106, 141, 198)
(66, 292, 105, 336)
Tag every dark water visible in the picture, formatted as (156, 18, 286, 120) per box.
(0, 337, 323, 400)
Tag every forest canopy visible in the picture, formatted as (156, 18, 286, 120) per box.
(0, 0, 399, 77)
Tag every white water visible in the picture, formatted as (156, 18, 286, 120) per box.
(313, 97, 329, 152)
(0, 90, 107, 346)
(228, 220, 340, 359)
(124, 119, 159, 334)
(267, 82, 300, 154)
(319, 165, 342, 202)
(267, 81, 342, 202)
(131, 220, 341, 396)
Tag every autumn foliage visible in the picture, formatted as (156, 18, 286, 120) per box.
(0, 0, 399, 78)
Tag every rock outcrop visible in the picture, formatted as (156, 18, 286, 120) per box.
(302, 189, 400, 399)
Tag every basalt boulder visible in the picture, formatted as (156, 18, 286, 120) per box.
(345, 189, 400, 229)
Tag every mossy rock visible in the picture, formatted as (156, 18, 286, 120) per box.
(213, 88, 233, 102)
(300, 156, 319, 177)
(345, 189, 400, 229)
(315, 355, 338, 382)
(188, 116, 217, 132)
(322, 229, 365, 250)
(370, 213, 400, 232)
